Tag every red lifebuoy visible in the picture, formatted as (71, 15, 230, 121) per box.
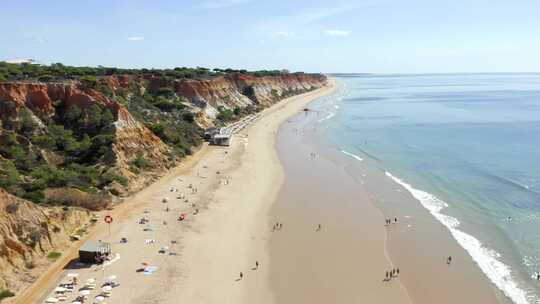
(104, 215, 113, 224)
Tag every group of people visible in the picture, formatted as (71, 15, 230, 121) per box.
(272, 222, 283, 232)
(384, 268, 400, 281)
(238, 261, 260, 281)
(384, 217, 397, 226)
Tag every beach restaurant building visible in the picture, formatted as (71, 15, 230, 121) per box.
(78, 240, 111, 263)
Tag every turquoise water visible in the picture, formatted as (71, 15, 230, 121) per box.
(320, 74, 540, 304)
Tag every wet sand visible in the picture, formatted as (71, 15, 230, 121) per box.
(269, 89, 508, 303)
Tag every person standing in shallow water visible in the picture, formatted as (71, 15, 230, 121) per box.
(447, 256, 452, 265)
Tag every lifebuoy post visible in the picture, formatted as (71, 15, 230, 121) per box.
(104, 215, 113, 237)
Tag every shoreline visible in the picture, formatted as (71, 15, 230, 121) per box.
(268, 87, 412, 303)
(13, 78, 510, 304)
(268, 82, 508, 303)
(14, 81, 337, 304)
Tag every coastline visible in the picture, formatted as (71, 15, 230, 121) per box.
(14, 76, 510, 304)
(269, 89, 412, 303)
(15, 81, 337, 304)
(268, 81, 509, 304)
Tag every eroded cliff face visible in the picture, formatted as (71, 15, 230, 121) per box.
(0, 81, 172, 188)
(169, 73, 327, 119)
(0, 188, 90, 292)
(0, 73, 326, 195)
(0, 71, 326, 297)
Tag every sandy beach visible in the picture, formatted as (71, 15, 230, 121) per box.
(16, 78, 507, 304)
(18, 81, 336, 304)
(268, 86, 508, 304)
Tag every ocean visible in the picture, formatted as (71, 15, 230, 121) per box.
(314, 74, 540, 304)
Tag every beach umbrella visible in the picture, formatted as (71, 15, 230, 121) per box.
(102, 286, 112, 292)
(72, 302, 82, 304)
(86, 278, 96, 283)
(80, 290, 91, 296)
(45, 298, 59, 303)
(106, 275, 117, 281)
(54, 287, 66, 292)
(67, 273, 79, 278)
(94, 295, 105, 302)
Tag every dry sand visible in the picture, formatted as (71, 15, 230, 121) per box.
(23, 82, 337, 304)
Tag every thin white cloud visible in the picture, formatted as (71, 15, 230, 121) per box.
(201, 0, 251, 9)
(127, 36, 144, 41)
(324, 30, 351, 37)
(274, 31, 294, 38)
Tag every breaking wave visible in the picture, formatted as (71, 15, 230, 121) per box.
(341, 150, 363, 162)
(385, 171, 533, 304)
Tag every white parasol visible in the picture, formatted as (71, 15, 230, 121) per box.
(102, 286, 112, 292)
(106, 275, 117, 281)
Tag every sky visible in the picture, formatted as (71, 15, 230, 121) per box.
(1, 0, 540, 73)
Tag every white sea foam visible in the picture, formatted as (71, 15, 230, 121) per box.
(341, 150, 363, 162)
(385, 171, 533, 304)
(318, 111, 336, 123)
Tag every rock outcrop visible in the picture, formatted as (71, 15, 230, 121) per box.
(0, 82, 171, 170)
(0, 70, 327, 296)
(161, 73, 327, 119)
(0, 188, 90, 292)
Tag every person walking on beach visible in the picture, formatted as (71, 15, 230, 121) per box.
(396, 268, 400, 277)
(394, 217, 397, 224)
(385, 271, 389, 280)
(239, 272, 243, 280)
(447, 256, 452, 265)
(255, 261, 259, 269)
(316, 224, 322, 231)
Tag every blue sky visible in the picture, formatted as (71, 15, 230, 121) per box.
(2, 0, 540, 73)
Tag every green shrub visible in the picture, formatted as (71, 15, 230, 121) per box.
(47, 251, 62, 261)
(182, 112, 195, 123)
(0, 289, 15, 301)
(132, 152, 151, 169)
(153, 97, 185, 111)
(38, 74, 54, 82)
(242, 86, 256, 101)
(80, 75, 97, 87)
